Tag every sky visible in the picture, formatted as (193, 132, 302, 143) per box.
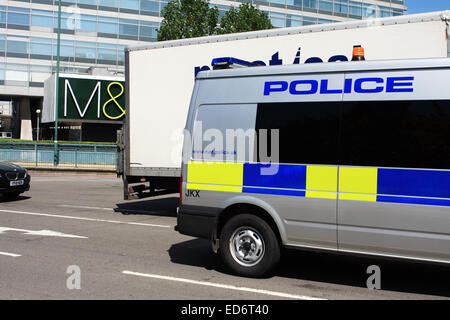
(405, 0, 450, 14)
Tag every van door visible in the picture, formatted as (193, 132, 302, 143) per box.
(338, 94, 450, 262)
(254, 101, 340, 250)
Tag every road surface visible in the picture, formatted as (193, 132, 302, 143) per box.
(0, 174, 448, 300)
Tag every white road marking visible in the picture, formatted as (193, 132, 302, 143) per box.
(0, 251, 21, 258)
(0, 209, 171, 229)
(0, 227, 87, 239)
(58, 205, 112, 211)
(122, 270, 326, 300)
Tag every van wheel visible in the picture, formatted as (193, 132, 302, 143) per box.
(219, 214, 280, 277)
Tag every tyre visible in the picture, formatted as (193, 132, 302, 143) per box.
(219, 214, 280, 277)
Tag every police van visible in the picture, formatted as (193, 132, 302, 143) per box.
(176, 57, 450, 277)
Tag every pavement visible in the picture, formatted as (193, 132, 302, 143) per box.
(0, 173, 449, 300)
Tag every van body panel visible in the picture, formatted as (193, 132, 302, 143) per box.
(338, 200, 450, 261)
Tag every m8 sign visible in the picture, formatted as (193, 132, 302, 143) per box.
(59, 76, 126, 122)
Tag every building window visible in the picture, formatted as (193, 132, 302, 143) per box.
(319, 0, 333, 12)
(78, 0, 99, 6)
(97, 48, 116, 61)
(31, 14, 53, 27)
(271, 0, 286, 6)
(334, 0, 348, 14)
(120, 0, 139, 11)
(75, 46, 96, 59)
(303, 16, 317, 25)
(303, 0, 317, 9)
(270, 12, 285, 28)
(349, 1, 362, 16)
(99, 0, 118, 7)
(60, 45, 74, 58)
(140, 0, 159, 13)
(7, 40, 29, 54)
(7, 12, 29, 25)
(0, 9, 6, 24)
(30, 43, 52, 56)
(119, 20, 138, 36)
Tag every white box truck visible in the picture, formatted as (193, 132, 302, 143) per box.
(120, 10, 449, 199)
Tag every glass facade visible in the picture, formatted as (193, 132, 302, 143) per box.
(0, 0, 406, 90)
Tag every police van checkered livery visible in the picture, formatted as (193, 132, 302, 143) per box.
(175, 58, 450, 277)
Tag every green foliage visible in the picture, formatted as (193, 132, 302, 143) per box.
(157, 1, 273, 41)
(219, 3, 273, 34)
(158, 0, 219, 41)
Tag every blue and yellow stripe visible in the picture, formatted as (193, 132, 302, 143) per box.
(186, 161, 450, 207)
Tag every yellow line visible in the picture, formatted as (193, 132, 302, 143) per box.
(339, 193, 377, 202)
(305, 191, 337, 199)
(186, 183, 242, 193)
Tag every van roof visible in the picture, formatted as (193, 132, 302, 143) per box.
(197, 57, 450, 79)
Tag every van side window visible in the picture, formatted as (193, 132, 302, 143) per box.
(192, 104, 257, 163)
(341, 100, 450, 169)
(255, 102, 340, 165)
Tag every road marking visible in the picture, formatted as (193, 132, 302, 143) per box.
(0, 227, 87, 239)
(0, 251, 21, 258)
(122, 270, 326, 300)
(58, 205, 112, 211)
(0, 209, 171, 229)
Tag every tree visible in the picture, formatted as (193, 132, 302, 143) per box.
(219, 3, 273, 35)
(157, 0, 219, 41)
(157, 1, 273, 41)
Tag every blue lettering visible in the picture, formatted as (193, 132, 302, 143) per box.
(289, 80, 318, 95)
(194, 65, 210, 77)
(293, 47, 301, 64)
(264, 81, 288, 95)
(251, 60, 266, 67)
(344, 78, 352, 93)
(320, 79, 343, 94)
(328, 55, 348, 63)
(264, 76, 414, 96)
(354, 77, 384, 93)
(269, 52, 283, 66)
(386, 76, 414, 92)
(304, 57, 323, 64)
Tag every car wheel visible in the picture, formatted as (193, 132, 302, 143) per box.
(219, 214, 280, 277)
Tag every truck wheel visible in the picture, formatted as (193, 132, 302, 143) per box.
(219, 214, 280, 277)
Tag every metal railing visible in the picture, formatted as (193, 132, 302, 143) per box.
(0, 141, 117, 171)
